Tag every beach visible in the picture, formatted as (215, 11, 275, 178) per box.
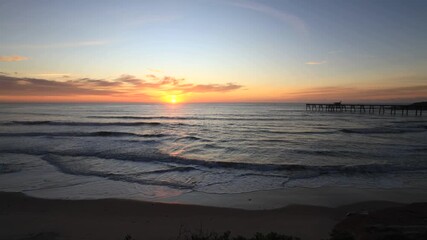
(0, 191, 338, 240)
(1, 189, 427, 240)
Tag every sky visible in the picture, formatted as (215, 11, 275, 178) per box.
(0, 0, 426, 103)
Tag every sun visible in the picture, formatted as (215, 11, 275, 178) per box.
(169, 95, 178, 104)
(163, 94, 182, 104)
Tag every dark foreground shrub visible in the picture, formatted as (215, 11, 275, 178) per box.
(327, 230, 355, 240)
(178, 231, 300, 240)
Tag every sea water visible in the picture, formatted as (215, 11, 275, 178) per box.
(0, 103, 426, 200)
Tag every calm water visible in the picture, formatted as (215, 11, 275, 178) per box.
(0, 103, 426, 200)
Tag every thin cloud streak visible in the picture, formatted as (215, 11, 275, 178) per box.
(1, 41, 109, 49)
(176, 83, 242, 93)
(305, 61, 326, 65)
(32, 73, 71, 77)
(228, 0, 308, 34)
(148, 68, 163, 73)
(288, 84, 427, 102)
(0, 55, 29, 62)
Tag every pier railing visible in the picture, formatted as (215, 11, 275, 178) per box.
(306, 103, 425, 116)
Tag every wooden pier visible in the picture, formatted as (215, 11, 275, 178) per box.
(306, 102, 426, 116)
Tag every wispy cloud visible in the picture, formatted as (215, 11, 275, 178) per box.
(228, 0, 308, 34)
(148, 68, 163, 73)
(377, 75, 427, 85)
(146, 74, 158, 79)
(176, 83, 242, 93)
(305, 61, 326, 65)
(1, 40, 109, 49)
(0, 55, 29, 62)
(287, 83, 427, 102)
(32, 73, 71, 77)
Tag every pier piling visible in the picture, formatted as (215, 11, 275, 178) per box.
(306, 102, 425, 117)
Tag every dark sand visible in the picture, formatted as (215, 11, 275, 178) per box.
(1, 191, 421, 240)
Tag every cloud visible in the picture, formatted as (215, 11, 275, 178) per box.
(115, 74, 163, 88)
(228, 0, 308, 34)
(116, 74, 144, 86)
(378, 75, 427, 85)
(0, 75, 119, 96)
(160, 76, 184, 85)
(32, 73, 71, 77)
(290, 86, 355, 96)
(148, 68, 163, 73)
(0, 55, 29, 62)
(68, 78, 123, 88)
(362, 85, 427, 99)
(146, 74, 158, 79)
(1, 41, 109, 49)
(177, 83, 242, 93)
(0, 74, 243, 98)
(288, 84, 427, 102)
(305, 61, 326, 65)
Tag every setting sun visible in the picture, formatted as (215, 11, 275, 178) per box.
(169, 95, 178, 104)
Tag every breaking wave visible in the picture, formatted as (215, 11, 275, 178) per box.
(2, 121, 163, 127)
(0, 131, 168, 138)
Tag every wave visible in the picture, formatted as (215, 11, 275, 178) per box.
(37, 152, 427, 191)
(0, 112, 64, 116)
(2, 148, 426, 176)
(23, 151, 421, 193)
(41, 155, 194, 189)
(0, 163, 20, 174)
(175, 136, 211, 142)
(234, 129, 338, 135)
(143, 166, 197, 174)
(89, 115, 293, 121)
(2, 121, 163, 127)
(0, 131, 168, 138)
(341, 127, 425, 134)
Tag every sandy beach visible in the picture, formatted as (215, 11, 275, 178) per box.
(2, 191, 426, 240)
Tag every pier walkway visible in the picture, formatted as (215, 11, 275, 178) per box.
(306, 102, 425, 116)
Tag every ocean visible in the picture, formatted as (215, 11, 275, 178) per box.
(0, 103, 426, 200)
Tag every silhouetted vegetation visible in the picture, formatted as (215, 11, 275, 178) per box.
(326, 230, 355, 240)
(120, 228, 427, 240)
(123, 234, 135, 240)
(174, 231, 300, 240)
(119, 228, 427, 240)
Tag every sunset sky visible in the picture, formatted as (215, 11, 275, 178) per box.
(1, 0, 426, 103)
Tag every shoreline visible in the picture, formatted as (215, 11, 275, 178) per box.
(158, 186, 427, 210)
(0, 191, 416, 240)
(18, 185, 427, 210)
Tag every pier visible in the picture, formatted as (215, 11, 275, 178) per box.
(306, 102, 426, 116)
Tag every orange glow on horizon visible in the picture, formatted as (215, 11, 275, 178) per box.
(162, 95, 182, 104)
(0, 82, 424, 104)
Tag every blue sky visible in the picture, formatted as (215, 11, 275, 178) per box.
(1, 0, 426, 102)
